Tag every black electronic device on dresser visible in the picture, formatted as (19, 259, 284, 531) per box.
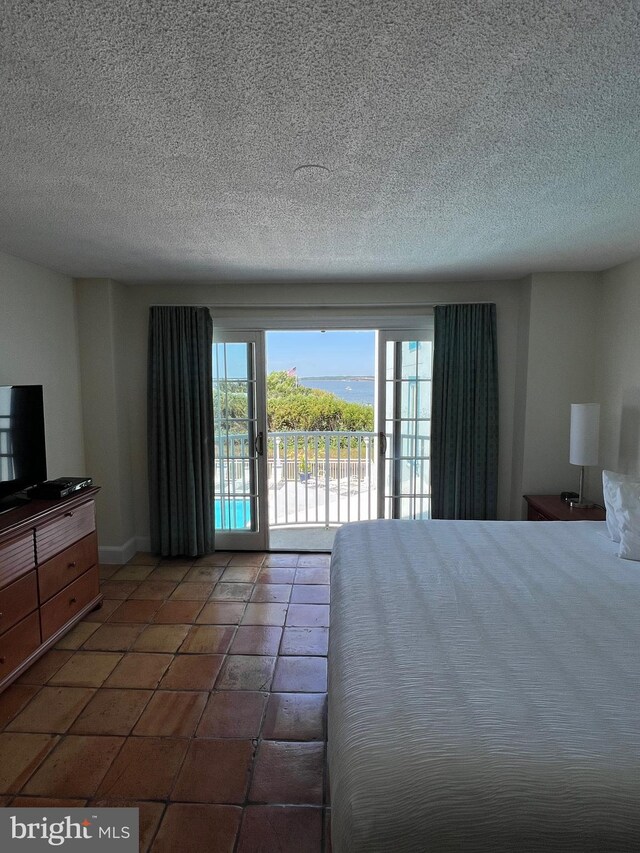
(30, 477, 93, 500)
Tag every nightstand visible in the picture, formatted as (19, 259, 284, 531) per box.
(524, 494, 606, 522)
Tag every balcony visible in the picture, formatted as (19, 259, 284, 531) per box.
(215, 430, 378, 550)
(214, 429, 431, 550)
(268, 431, 377, 549)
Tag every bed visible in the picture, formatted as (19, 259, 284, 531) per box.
(328, 519, 640, 852)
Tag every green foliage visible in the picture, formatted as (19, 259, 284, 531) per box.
(266, 372, 373, 432)
(266, 371, 306, 398)
(214, 371, 374, 433)
(213, 380, 248, 426)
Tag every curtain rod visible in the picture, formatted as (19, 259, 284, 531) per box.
(148, 300, 496, 310)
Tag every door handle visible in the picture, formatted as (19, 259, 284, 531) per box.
(255, 431, 264, 456)
(379, 432, 387, 456)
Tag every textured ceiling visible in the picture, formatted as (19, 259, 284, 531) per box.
(1, 0, 639, 283)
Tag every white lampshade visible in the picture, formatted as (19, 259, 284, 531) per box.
(569, 403, 600, 466)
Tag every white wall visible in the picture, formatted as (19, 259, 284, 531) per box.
(594, 257, 640, 494)
(0, 251, 85, 478)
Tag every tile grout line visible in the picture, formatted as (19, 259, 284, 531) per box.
(2, 550, 331, 851)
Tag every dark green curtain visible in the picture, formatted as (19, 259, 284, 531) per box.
(431, 303, 499, 519)
(148, 306, 215, 556)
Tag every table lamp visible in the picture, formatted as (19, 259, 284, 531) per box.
(569, 403, 600, 508)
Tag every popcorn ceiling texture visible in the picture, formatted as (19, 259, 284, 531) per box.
(1, 0, 639, 283)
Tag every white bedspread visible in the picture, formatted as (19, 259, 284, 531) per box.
(328, 520, 640, 852)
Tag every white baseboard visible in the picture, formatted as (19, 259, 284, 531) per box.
(98, 536, 151, 565)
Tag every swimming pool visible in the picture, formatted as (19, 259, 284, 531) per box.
(214, 497, 251, 530)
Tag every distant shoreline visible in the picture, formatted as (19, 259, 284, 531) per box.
(300, 376, 374, 381)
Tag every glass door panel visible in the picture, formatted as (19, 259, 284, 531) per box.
(377, 329, 433, 519)
(213, 331, 267, 550)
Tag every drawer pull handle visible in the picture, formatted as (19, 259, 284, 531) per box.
(69, 597, 77, 604)
(68, 562, 77, 568)
(64, 511, 74, 518)
(0, 656, 5, 664)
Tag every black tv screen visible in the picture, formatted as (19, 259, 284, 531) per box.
(0, 385, 47, 502)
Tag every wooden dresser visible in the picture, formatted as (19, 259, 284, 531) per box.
(524, 494, 606, 522)
(0, 487, 102, 692)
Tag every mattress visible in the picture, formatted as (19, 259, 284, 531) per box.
(328, 520, 640, 852)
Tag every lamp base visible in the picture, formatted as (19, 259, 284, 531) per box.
(569, 499, 594, 509)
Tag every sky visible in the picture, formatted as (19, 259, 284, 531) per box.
(267, 331, 375, 377)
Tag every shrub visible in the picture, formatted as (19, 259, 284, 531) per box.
(213, 371, 374, 432)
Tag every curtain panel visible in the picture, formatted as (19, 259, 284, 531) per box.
(148, 306, 215, 556)
(431, 303, 499, 520)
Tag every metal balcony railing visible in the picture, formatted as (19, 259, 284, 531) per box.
(267, 431, 377, 528)
(214, 429, 431, 530)
(214, 430, 378, 529)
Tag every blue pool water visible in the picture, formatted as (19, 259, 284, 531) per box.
(215, 498, 251, 530)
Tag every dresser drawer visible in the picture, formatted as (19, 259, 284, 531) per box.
(35, 501, 96, 564)
(40, 565, 100, 641)
(0, 532, 36, 591)
(38, 532, 98, 603)
(0, 611, 41, 682)
(0, 571, 38, 637)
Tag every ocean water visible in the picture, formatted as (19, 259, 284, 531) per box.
(298, 378, 374, 406)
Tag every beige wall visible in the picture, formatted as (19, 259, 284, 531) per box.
(519, 272, 600, 507)
(0, 251, 85, 479)
(508, 275, 532, 513)
(594, 257, 640, 495)
(75, 279, 136, 558)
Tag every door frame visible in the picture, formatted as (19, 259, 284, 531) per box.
(212, 328, 269, 551)
(212, 310, 433, 548)
(376, 323, 434, 519)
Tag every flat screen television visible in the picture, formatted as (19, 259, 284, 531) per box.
(0, 385, 47, 510)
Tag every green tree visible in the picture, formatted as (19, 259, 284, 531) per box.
(213, 379, 248, 429)
(266, 371, 373, 432)
(214, 371, 374, 434)
(267, 371, 307, 398)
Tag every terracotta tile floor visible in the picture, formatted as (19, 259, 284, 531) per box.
(0, 551, 331, 853)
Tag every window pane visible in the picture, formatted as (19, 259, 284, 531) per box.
(398, 496, 431, 520)
(213, 342, 249, 380)
(400, 380, 431, 419)
(213, 341, 256, 531)
(401, 340, 432, 380)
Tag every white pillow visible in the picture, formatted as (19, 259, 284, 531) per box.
(602, 470, 640, 542)
(616, 480, 640, 561)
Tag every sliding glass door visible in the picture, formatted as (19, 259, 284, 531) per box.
(212, 330, 268, 550)
(377, 329, 433, 519)
(212, 320, 433, 551)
